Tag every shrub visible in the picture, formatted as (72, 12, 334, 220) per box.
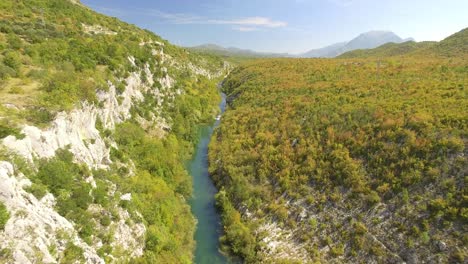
(428, 198, 447, 216)
(3, 51, 21, 71)
(100, 215, 111, 227)
(353, 222, 367, 235)
(365, 191, 381, 205)
(93, 180, 109, 206)
(116, 82, 126, 94)
(0, 64, 17, 79)
(25, 182, 48, 199)
(370, 244, 385, 256)
(451, 250, 465, 263)
(330, 243, 344, 257)
(0, 202, 9, 230)
(0, 121, 24, 139)
(62, 242, 84, 263)
(25, 107, 55, 126)
(7, 34, 22, 50)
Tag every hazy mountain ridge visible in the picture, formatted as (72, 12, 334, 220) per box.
(302, 30, 413, 58)
(191, 30, 415, 59)
(339, 27, 468, 58)
(299, 41, 348, 58)
(189, 44, 288, 58)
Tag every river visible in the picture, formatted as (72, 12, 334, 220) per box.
(189, 92, 228, 264)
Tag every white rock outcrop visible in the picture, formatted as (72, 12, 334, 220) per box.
(3, 70, 152, 169)
(111, 208, 146, 257)
(258, 220, 308, 262)
(82, 24, 117, 35)
(0, 161, 104, 264)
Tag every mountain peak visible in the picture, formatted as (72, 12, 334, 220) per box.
(346, 31, 403, 49)
(302, 30, 411, 58)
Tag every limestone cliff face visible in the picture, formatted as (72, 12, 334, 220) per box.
(0, 43, 226, 263)
(3, 66, 153, 169)
(0, 161, 105, 263)
(0, 63, 151, 263)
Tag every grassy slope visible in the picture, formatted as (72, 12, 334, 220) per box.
(209, 29, 468, 263)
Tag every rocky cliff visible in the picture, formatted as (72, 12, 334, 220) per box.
(0, 0, 228, 262)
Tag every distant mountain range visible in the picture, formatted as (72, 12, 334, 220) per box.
(339, 27, 468, 58)
(301, 31, 414, 58)
(190, 30, 415, 58)
(189, 44, 289, 58)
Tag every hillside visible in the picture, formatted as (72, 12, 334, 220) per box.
(339, 28, 468, 59)
(0, 0, 228, 263)
(338, 41, 436, 58)
(302, 31, 413, 58)
(209, 55, 467, 261)
(1, 1, 466, 263)
(430, 27, 468, 57)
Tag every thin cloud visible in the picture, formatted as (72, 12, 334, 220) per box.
(210, 17, 287, 28)
(146, 9, 287, 29)
(89, 5, 287, 31)
(233, 26, 259, 32)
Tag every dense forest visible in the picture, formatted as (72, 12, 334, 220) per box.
(209, 29, 467, 263)
(0, 0, 227, 263)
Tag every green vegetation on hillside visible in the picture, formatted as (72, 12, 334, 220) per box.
(209, 34, 467, 262)
(338, 41, 436, 58)
(110, 75, 221, 262)
(431, 28, 468, 57)
(20, 72, 221, 262)
(0, 0, 223, 122)
(0, 0, 225, 262)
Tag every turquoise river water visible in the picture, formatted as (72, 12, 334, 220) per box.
(188, 92, 229, 264)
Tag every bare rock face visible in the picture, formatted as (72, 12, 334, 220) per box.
(111, 208, 146, 257)
(0, 161, 104, 264)
(3, 106, 109, 169)
(2, 68, 151, 170)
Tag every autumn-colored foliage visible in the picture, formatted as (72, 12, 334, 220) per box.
(210, 56, 467, 262)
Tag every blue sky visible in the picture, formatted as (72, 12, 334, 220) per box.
(82, 0, 468, 54)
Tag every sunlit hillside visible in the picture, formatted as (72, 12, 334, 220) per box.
(209, 29, 467, 263)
